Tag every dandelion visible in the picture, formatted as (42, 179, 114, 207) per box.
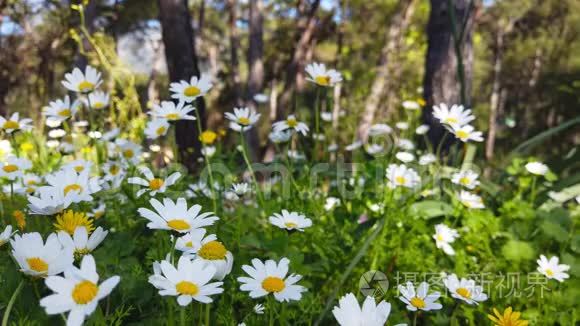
(13, 210, 26, 230)
(305, 62, 342, 87)
(200, 130, 218, 145)
(444, 274, 488, 305)
(488, 307, 529, 326)
(62, 65, 102, 93)
(149, 101, 196, 121)
(451, 170, 480, 189)
(40, 255, 120, 326)
(433, 224, 459, 256)
(332, 293, 391, 326)
(169, 74, 213, 103)
(43, 96, 81, 121)
(127, 166, 181, 197)
(137, 197, 219, 233)
(148, 255, 224, 305)
(525, 161, 548, 176)
(536, 255, 570, 282)
(386, 164, 420, 189)
(273, 114, 310, 136)
(398, 281, 442, 311)
(11, 232, 74, 277)
(225, 107, 261, 131)
(54, 210, 95, 235)
(269, 210, 312, 232)
(238, 257, 306, 302)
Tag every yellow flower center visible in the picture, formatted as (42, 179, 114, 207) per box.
(184, 86, 201, 97)
(64, 183, 83, 195)
(198, 241, 227, 260)
(395, 176, 406, 185)
(410, 297, 426, 309)
(284, 222, 298, 229)
(167, 219, 190, 231)
(58, 109, 71, 117)
(3, 120, 19, 130)
(200, 131, 217, 145)
(72, 280, 98, 304)
(238, 117, 250, 126)
(185, 241, 193, 248)
(165, 113, 180, 120)
(261, 276, 286, 293)
(54, 210, 95, 235)
(74, 248, 91, 260)
(445, 117, 458, 124)
(456, 287, 471, 299)
(436, 234, 444, 241)
(109, 164, 120, 175)
(27, 257, 48, 273)
(93, 102, 105, 109)
(78, 80, 95, 93)
(123, 149, 134, 158)
(156, 126, 166, 136)
(287, 118, 298, 128)
(74, 165, 85, 173)
(459, 177, 470, 185)
(176, 281, 199, 296)
(2, 164, 18, 173)
(20, 143, 33, 151)
(545, 269, 554, 277)
(456, 130, 469, 139)
(94, 211, 105, 220)
(314, 75, 331, 86)
(149, 178, 164, 190)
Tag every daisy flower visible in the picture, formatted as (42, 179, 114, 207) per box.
(62, 65, 102, 93)
(536, 255, 570, 282)
(451, 170, 480, 189)
(432, 103, 474, 127)
(525, 161, 548, 176)
(398, 281, 442, 311)
(0, 225, 15, 247)
(488, 307, 529, 326)
(64, 159, 93, 174)
(366, 144, 384, 156)
(272, 114, 309, 136)
(87, 90, 110, 109)
(238, 257, 306, 302)
(305, 62, 342, 87)
(40, 255, 120, 326)
(444, 274, 488, 305)
(253, 93, 269, 103)
(176, 228, 233, 281)
(115, 139, 142, 164)
(433, 224, 459, 256)
(102, 161, 126, 187)
(41, 168, 101, 203)
(232, 182, 250, 196)
(397, 138, 415, 151)
(43, 96, 81, 121)
(386, 164, 421, 189)
(225, 107, 261, 131)
(332, 293, 391, 326)
(88, 203, 106, 220)
(201, 146, 216, 157)
(128, 166, 181, 197)
(395, 152, 415, 163)
(0, 112, 33, 133)
(254, 304, 265, 314)
(395, 122, 409, 130)
(345, 140, 363, 151)
(10, 232, 74, 277)
(324, 197, 341, 211)
(368, 124, 392, 136)
(402, 100, 421, 110)
(269, 210, 312, 232)
(169, 74, 213, 103)
(148, 255, 224, 305)
(419, 153, 436, 166)
(144, 119, 170, 140)
(149, 101, 196, 121)
(458, 191, 485, 209)
(137, 197, 219, 233)
(450, 124, 484, 142)
(0, 156, 32, 180)
(27, 187, 74, 215)
(415, 124, 430, 135)
(58, 226, 108, 260)
(320, 111, 333, 122)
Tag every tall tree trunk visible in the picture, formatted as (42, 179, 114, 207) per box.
(276, 0, 320, 119)
(357, 0, 417, 142)
(246, 0, 264, 161)
(485, 31, 503, 161)
(227, 0, 242, 106)
(158, 0, 206, 172)
(422, 0, 475, 147)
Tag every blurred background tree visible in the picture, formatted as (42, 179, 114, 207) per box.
(0, 0, 578, 172)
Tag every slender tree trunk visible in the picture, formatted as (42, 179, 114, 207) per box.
(357, 0, 417, 141)
(422, 0, 475, 148)
(158, 0, 206, 172)
(246, 0, 265, 161)
(228, 0, 242, 106)
(485, 31, 503, 161)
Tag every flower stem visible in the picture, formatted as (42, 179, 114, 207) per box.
(205, 304, 210, 326)
(240, 130, 264, 206)
(180, 307, 185, 326)
(194, 108, 219, 214)
(2, 280, 24, 326)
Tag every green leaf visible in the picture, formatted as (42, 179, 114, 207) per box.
(410, 201, 454, 219)
(501, 240, 536, 262)
(511, 116, 580, 155)
(540, 220, 568, 242)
